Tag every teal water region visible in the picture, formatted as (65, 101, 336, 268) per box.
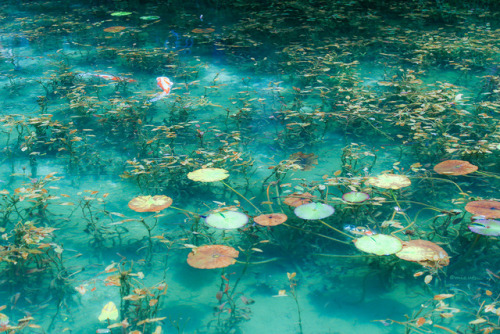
(0, 0, 499, 333)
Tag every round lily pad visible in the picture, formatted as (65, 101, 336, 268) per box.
(111, 11, 132, 16)
(395, 239, 449, 267)
(468, 219, 500, 236)
(254, 213, 288, 226)
(354, 234, 402, 255)
(205, 211, 248, 229)
(187, 245, 239, 269)
(465, 200, 500, 219)
(187, 168, 229, 182)
(342, 191, 370, 203)
(140, 16, 160, 20)
(434, 160, 478, 176)
(294, 202, 334, 220)
(366, 174, 411, 190)
(128, 195, 173, 212)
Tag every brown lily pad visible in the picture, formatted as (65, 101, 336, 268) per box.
(191, 28, 215, 33)
(187, 245, 239, 269)
(434, 160, 478, 176)
(283, 192, 315, 207)
(465, 200, 500, 219)
(104, 26, 126, 33)
(254, 213, 288, 226)
(128, 195, 173, 212)
(396, 240, 449, 268)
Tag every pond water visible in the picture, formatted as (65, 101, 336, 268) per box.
(0, 0, 499, 333)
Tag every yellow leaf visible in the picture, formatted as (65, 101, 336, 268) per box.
(98, 301, 118, 321)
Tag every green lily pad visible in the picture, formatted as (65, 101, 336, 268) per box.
(354, 234, 402, 255)
(294, 202, 334, 220)
(342, 191, 370, 203)
(469, 219, 500, 236)
(140, 16, 160, 20)
(187, 168, 229, 182)
(205, 211, 248, 229)
(111, 11, 132, 17)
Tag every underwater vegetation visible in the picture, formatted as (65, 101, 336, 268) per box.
(0, 0, 499, 333)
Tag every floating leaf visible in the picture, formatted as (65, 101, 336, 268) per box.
(253, 213, 287, 226)
(187, 245, 239, 269)
(128, 195, 173, 212)
(366, 174, 411, 190)
(465, 200, 500, 219)
(104, 26, 126, 33)
(354, 234, 402, 256)
(294, 202, 334, 220)
(342, 191, 370, 203)
(468, 219, 500, 236)
(140, 16, 160, 20)
(111, 11, 132, 16)
(205, 211, 248, 229)
(187, 168, 229, 182)
(434, 160, 478, 175)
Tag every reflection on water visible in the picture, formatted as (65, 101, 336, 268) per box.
(0, 0, 499, 333)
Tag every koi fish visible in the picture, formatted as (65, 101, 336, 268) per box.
(77, 73, 136, 83)
(148, 76, 174, 102)
(343, 224, 377, 236)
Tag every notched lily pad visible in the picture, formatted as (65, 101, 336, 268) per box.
(469, 219, 500, 236)
(205, 211, 248, 229)
(354, 234, 402, 255)
(294, 202, 334, 220)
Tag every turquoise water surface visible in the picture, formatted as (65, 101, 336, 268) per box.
(0, 0, 499, 333)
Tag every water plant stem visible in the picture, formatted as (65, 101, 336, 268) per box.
(222, 181, 261, 213)
(318, 220, 355, 239)
(283, 223, 351, 245)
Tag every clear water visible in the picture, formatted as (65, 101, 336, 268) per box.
(0, 1, 499, 333)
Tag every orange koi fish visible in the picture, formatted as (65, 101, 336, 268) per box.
(148, 76, 174, 102)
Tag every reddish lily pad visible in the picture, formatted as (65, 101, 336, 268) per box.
(434, 160, 478, 176)
(187, 245, 238, 269)
(465, 200, 500, 219)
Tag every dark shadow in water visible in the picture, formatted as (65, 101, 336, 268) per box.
(159, 303, 204, 333)
(172, 263, 219, 290)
